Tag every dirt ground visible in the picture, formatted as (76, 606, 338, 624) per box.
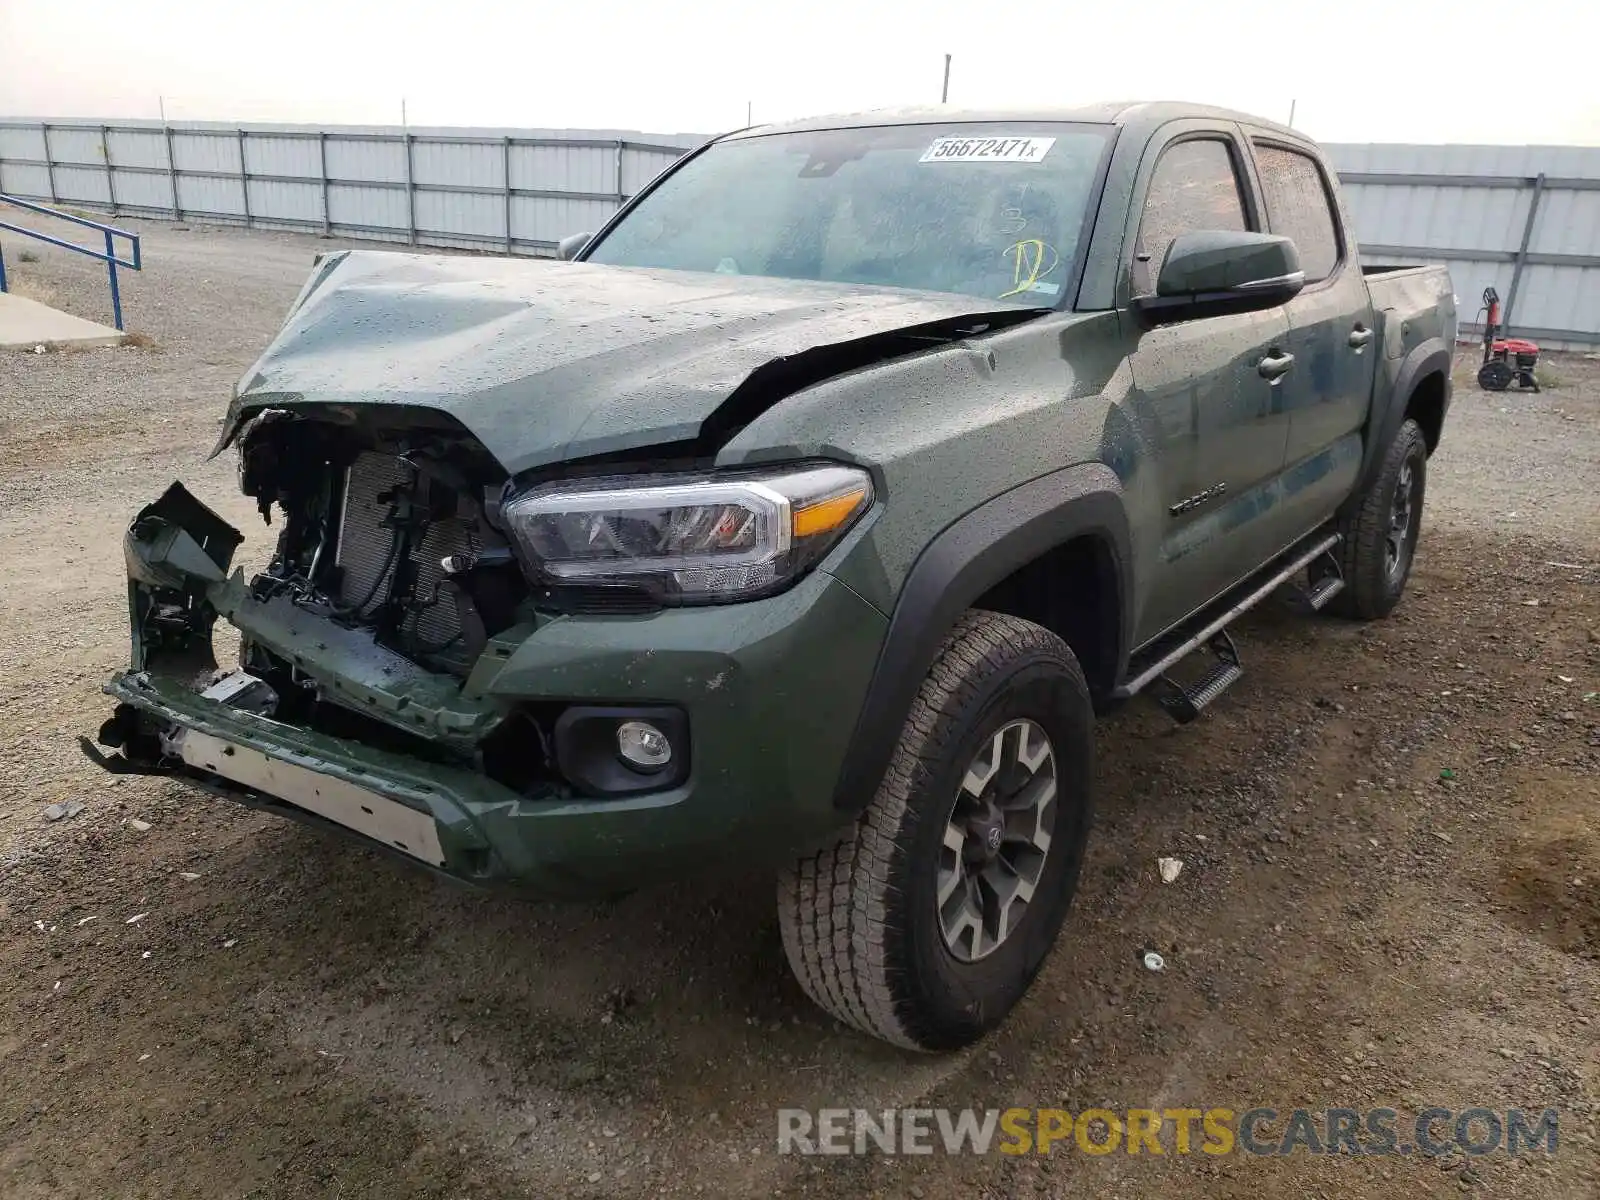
(0, 219, 1596, 1200)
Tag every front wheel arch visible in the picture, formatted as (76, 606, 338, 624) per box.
(829, 464, 1132, 815)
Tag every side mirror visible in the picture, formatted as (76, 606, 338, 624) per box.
(555, 231, 594, 261)
(1135, 230, 1304, 324)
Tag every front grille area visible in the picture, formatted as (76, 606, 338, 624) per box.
(334, 451, 480, 653)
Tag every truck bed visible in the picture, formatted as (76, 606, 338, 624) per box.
(1365, 263, 1458, 352)
(1362, 263, 1439, 278)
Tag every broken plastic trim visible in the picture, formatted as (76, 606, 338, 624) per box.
(118, 478, 507, 754)
(124, 482, 245, 674)
(125, 481, 244, 590)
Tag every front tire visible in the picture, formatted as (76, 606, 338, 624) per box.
(1331, 417, 1428, 620)
(777, 611, 1093, 1051)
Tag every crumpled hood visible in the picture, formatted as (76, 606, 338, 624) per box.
(222, 250, 1038, 476)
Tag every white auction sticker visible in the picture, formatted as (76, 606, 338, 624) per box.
(920, 136, 1056, 164)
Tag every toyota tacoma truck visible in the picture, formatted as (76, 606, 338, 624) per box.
(89, 102, 1456, 1051)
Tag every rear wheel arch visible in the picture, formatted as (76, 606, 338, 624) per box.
(830, 463, 1132, 814)
(1346, 339, 1451, 515)
(1404, 369, 1448, 453)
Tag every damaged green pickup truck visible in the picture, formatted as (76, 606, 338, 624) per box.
(92, 102, 1455, 1051)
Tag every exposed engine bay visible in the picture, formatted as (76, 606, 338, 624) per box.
(235, 407, 525, 682)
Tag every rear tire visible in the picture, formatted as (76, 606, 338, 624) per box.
(777, 610, 1093, 1051)
(1331, 417, 1428, 620)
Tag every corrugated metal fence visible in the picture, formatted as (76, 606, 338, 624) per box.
(1323, 143, 1600, 348)
(3, 120, 1598, 346)
(0, 119, 702, 257)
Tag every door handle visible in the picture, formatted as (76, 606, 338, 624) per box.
(1348, 324, 1374, 350)
(1257, 350, 1296, 383)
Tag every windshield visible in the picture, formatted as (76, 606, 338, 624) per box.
(585, 122, 1112, 305)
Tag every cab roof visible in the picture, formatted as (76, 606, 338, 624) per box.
(727, 101, 1302, 142)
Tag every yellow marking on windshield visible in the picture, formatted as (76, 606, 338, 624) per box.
(999, 239, 1060, 298)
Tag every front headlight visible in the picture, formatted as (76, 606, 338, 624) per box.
(502, 462, 873, 604)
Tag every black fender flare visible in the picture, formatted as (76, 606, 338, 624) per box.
(1347, 338, 1451, 508)
(831, 462, 1133, 813)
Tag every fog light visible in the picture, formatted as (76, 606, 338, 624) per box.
(616, 720, 672, 771)
(552, 705, 688, 796)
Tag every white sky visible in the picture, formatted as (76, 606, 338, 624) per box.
(4, 0, 1598, 145)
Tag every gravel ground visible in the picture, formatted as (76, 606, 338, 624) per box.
(1, 219, 1597, 1199)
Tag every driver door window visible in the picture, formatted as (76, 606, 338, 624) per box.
(1132, 139, 1250, 296)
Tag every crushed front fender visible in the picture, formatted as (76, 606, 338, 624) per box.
(123, 481, 244, 674)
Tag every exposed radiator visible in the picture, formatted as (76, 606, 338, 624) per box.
(333, 452, 479, 654)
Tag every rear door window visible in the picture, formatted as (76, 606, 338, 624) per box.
(1132, 138, 1250, 296)
(1252, 143, 1342, 282)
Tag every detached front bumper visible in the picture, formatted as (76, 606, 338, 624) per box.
(97, 484, 888, 896)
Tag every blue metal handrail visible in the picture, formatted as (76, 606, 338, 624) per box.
(0, 194, 142, 330)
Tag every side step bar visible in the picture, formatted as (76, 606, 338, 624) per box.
(1154, 629, 1243, 723)
(1302, 572, 1346, 611)
(1114, 533, 1342, 718)
(1280, 544, 1347, 614)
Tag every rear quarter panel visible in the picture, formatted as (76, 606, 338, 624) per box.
(1348, 265, 1457, 502)
(1371, 266, 1457, 440)
(1369, 267, 1458, 362)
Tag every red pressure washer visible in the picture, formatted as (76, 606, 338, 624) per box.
(1476, 285, 1540, 392)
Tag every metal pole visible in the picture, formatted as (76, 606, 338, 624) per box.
(941, 54, 952, 103)
(238, 129, 251, 227)
(502, 136, 513, 255)
(102, 124, 118, 216)
(1504, 172, 1546, 333)
(318, 131, 331, 236)
(42, 123, 58, 202)
(403, 132, 417, 245)
(1288, 99, 1297, 128)
(164, 123, 180, 219)
(614, 139, 625, 206)
(105, 228, 124, 330)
